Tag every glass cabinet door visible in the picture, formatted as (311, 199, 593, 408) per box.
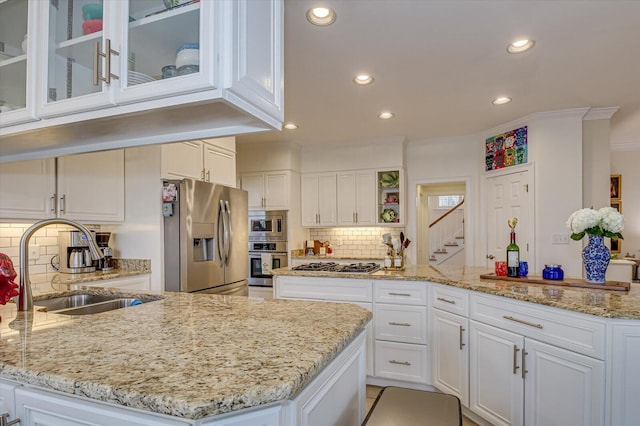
(118, 0, 215, 104)
(39, 0, 115, 116)
(0, 0, 36, 127)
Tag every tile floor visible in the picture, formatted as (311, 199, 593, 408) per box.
(365, 385, 478, 426)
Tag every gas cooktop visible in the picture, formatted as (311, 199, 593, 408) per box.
(291, 262, 381, 273)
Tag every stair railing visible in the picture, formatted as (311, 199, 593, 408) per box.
(428, 198, 465, 263)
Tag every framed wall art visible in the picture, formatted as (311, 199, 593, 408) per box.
(610, 200, 621, 253)
(485, 126, 528, 171)
(610, 174, 621, 201)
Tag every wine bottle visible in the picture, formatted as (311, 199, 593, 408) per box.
(507, 230, 520, 277)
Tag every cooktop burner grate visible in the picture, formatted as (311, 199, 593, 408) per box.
(291, 262, 381, 273)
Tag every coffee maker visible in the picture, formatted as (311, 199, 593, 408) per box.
(95, 232, 114, 271)
(58, 230, 97, 274)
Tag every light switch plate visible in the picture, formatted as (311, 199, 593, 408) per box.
(552, 234, 570, 244)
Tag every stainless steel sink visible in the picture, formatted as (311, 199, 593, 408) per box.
(34, 293, 159, 316)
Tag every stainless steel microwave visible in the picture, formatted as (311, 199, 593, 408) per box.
(248, 210, 286, 241)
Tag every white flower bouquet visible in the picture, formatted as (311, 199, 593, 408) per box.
(566, 207, 624, 241)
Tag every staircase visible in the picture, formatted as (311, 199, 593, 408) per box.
(428, 199, 465, 265)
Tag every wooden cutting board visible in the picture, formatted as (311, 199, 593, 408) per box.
(480, 273, 630, 291)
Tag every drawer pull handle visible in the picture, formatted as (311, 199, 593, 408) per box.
(388, 292, 411, 297)
(389, 322, 411, 327)
(503, 315, 543, 329)
(459, 326, 466, 350)
(522, 349, 528, 379)
(0, 412, 20, 426)
(437, 297, 456, 304)
(513, 345, 520, 374)
(389, 360, 411, 366)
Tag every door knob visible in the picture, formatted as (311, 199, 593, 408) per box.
(486, 254, 495, 259)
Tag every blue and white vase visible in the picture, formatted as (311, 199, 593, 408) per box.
(582, 235, 610, 284)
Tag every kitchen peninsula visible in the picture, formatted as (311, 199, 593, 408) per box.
(273, 264, 640, 426)
(0, 290, 371, 426)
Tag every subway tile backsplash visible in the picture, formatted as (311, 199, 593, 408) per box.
(308, 227, 405, 258)
(0, 223, 100, 277)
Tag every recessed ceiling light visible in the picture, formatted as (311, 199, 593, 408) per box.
(507, 39, 535, 54)
(353, 74, 374, 85)
(492, 97, 512, 105)
(306, 7, 337, 26)
(378, 111, 395, 119)
(284, 123, 298, 130)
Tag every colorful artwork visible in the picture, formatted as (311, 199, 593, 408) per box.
(485, 126, 528, 171)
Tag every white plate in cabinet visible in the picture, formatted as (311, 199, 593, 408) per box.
(275, 277, 372, 302)
(374, 281, 427, 306)
(374, 341, 429, 384)
(470, 294, 605, 359)
(374, 304, 428, 344)
(431, 284, 469, 316)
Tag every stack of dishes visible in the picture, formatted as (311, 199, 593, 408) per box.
(128, 71, 156, 86)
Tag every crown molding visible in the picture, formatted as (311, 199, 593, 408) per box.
(583, 107, 619, 121)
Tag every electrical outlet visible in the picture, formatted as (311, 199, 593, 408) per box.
(552, 234, 570, 245)
(29, 245, 41, 260)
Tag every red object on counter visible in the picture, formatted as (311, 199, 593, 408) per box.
(495, 260, 508, 277)
(0, 253, 19, 305)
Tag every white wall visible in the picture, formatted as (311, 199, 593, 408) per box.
(611, 149, 640, 258)
(300, 137, 405, 172)
(583, 117, 612, 211)
(103, 146, 164, 291)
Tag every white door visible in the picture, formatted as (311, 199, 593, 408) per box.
(355, 170, 376, 225)
(431, 309, 469, 406)
(203, 142, 236, 187)
(486, 170, 531, 267)
(242, 173, 265, 210)
(470, 320, 524, 426)
(610, 324, 640, 426)
(0, 158, 56, 220)
(317, 174, 337, 226)
(337, 172, 357, 225)
(161, 141, 203, 181)
(524, 339, 604, 426)
(264, 172, 288, 209)
(301, 174, 320, 226)
(57, 150, 125, 223)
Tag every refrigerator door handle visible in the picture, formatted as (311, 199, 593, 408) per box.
(225, 200, 233, 265)
(221, 200, 230, 265)
(217, 200, 225, 267)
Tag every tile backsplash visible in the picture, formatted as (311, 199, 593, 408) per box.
(0, 223, 100, 277)
(308, 227, 406, 258)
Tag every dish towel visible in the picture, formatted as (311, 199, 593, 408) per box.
(261, 253, 272, 274)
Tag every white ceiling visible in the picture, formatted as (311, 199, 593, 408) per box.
(237, 0, 640, 149)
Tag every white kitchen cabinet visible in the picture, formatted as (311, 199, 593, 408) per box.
(0, 150, 124, 223)
(469, 294, 606, 426)
(241, 171, 289, 210)
(431, 308, 469, 407)
(162, 137, 236, 187)
(0, 379, 19, 426)
(301, 173, 336, 226)
(240, 171, 291, 210)
(1, 0, 283, 161)
(336, 170, 376, 225)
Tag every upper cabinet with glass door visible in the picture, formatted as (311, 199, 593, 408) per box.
(0, 0, 38, 126)
(37, 0, 215, 118)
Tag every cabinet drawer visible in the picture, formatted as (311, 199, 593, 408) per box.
(374, 341, 429, 384)
(470, 294, 606, 359)
(431, 284, 469, 316)
(374, 304, 427, 344)
(374, 281, 427, 305)
(276, 277, 372, 302)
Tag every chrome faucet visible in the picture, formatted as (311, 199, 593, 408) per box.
(18, 219, 104, 311)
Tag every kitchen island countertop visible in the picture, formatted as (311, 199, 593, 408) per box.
(273, 264, 640, 320)
(0, 290, 371, 420)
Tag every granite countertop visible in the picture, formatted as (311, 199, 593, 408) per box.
(28, 259, 151, 296)
(273, 264, 640, 320)
(0, 290, 371, 420)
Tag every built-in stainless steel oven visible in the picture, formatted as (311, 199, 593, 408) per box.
(248, 241, 288, 287)
(249, 210, 286, 242)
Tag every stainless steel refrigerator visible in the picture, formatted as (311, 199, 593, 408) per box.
(163, 179, 248, 296)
